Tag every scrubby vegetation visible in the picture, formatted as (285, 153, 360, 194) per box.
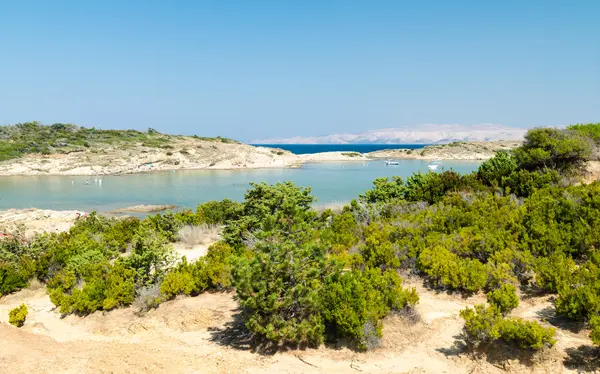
(2, 123, 600, 356)
(8, 303, 28, 327)
(0, 121, 238, 161)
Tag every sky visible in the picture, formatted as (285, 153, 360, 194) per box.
(1, 1, 599, 141)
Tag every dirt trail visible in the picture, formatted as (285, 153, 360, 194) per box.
(1, 276, 595, 373)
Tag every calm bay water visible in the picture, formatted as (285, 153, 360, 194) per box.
(253, 144, 427, 154)
(0, 160, 480, 212)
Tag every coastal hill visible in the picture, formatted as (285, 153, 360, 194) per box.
(0, 122, 522, 176)
(252, 124, 527, 144)
(0, 122, 295, 175)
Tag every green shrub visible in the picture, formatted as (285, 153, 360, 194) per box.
(513, 127, 591, 174)
(487, 284, 519, 315)
(460, 304, 503, 344)
(477, 151, 517, 186)
(123, 229, 176, 288)
(160, 242, 234, 299)
(590, 315, 600, 345)
(460, 304, 555, 350)
(50, 262, 136, 315)
(360, 176, 405, 204)
(321, 268, 418, 350)
(361, 223, 402, 268)
(567, 123, 600, 143)
(534, 251, 576, 292)
(8, 303, 28, 327)
(232, 240, 329, 347)
(160, 261, 198, 298)
(196, 199, 243, 225)
(497, 317, 556, 349)
(418, 246, 487, 292)
(0, 262, 30, 296)
(501, 169, 561, 197)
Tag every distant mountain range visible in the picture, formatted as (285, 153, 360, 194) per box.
(252, 124, 527, 144)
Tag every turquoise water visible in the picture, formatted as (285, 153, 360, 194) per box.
(0, 160, 481, 212)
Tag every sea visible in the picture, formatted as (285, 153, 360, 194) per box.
(253, 144, 427, 154)
(0, 147, 481, 213)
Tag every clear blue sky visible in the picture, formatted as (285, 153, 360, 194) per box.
(1, 1, 599, 141)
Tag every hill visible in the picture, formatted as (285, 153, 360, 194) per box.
(0, 122, 295, 175)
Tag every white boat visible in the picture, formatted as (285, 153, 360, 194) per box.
(385, 160, 399, 166)
(427, 159, 444, 171)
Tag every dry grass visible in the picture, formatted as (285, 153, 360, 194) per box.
(27, 277, 44, 291)
(178, 224, 220, 246)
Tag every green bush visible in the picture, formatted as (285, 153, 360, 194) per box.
(8, 303, 28, 327)
(501, 169, 561, 197)
(232, 239, 330, 347)
(487, 284, 519, 316)
(567, 123, 600, 143)
(460, 304, 555, 350)
(123, 228, 176, 288)
(460, 304, 503, 344)
(160, 242, 234, 299)
(360, 176, 405, 204)
(590, 315, 600, 345)
(513, 127, 591, 174)
(534, 251, 576, 292)
(196, 199, 243, 225)
(498, 317, 556, 349)
(49, 262, 136, 315)
(0, 262, 30, 296)
(361, 223, 402, 268)
(321, 268, 418, 350)
(477, 151, 517, 186)
(418, 246, 487, 292)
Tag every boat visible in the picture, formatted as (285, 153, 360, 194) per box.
(427, 159, 442, 171)
(385, 160, 399, 166)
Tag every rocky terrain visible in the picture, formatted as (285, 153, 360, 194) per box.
(368, 140, 522, 160)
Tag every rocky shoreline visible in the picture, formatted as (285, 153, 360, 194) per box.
(0, 141, 520, 176)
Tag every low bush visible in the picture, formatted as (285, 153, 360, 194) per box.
(8, 303, 28, 327)
(487, 284, 519, 316)
(160, 242, 234, 299)
(460, 304, 555, 350)
(418, 246, 487, 292)
(196, 199, 243, 225)
(498, 317, 556, 349)
(321, 268, 418, 350)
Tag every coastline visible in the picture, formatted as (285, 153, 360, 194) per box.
(0, 141, 520, 177)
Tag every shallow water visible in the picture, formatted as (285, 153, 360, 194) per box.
(0, 160, 481, 212)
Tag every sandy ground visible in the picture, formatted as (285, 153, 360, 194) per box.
(0, 141, 520, 176)
(583, 161, 600, 184)
(1, 276, 595, 374)
(0, 209, 596, 372)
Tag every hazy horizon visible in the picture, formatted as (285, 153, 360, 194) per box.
(2, 1, 599, 141)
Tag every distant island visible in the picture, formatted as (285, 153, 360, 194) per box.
(0, 122, 523, 176)
(252, 123, 527, 144)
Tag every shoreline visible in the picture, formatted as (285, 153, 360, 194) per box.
(0, 141, 518, 177)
